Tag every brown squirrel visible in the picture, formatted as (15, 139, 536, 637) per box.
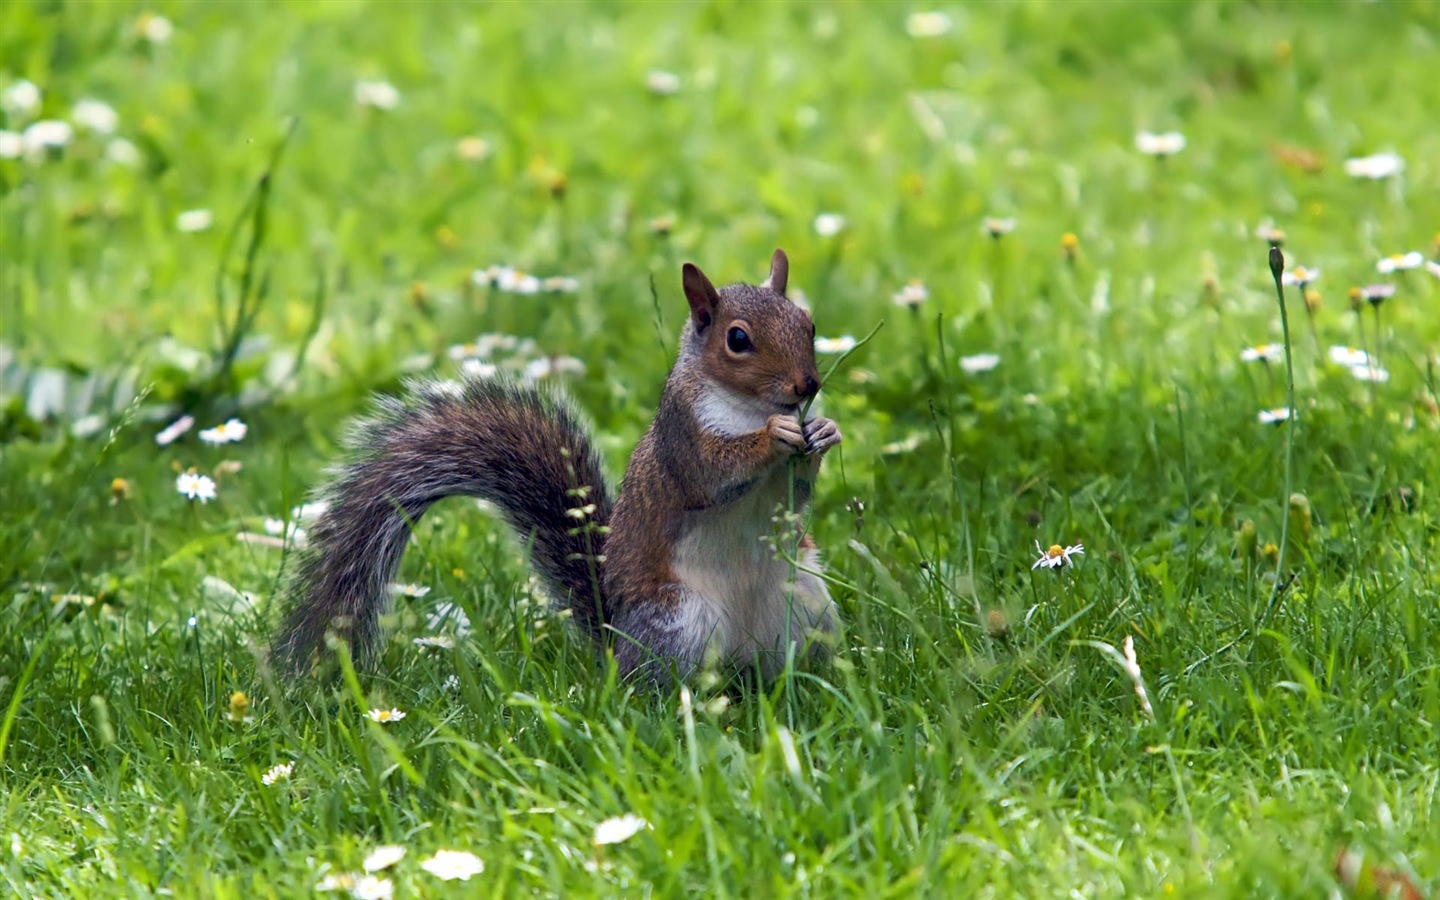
(273, 249, 842, 683)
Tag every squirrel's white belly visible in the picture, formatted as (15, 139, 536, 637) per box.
(670, 469, 835, 675)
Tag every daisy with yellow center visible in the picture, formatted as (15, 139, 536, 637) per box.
(891, 280, 929, 308)
(1280, 265, 1318, 287)
(198, 418, 247, 445)
(1031, 541, 1084, 570)
(1376, 252, 1423, 274)
(176, 471, 217, 502)
(366, 708, 406, 724)
(261, 762, 293, 785)
(1240, 344, 1283, 364)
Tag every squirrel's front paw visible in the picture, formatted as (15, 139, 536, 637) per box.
(803, 416, 842, 456)
(767, 414, 806, 456)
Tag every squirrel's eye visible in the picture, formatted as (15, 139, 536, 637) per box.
(726, 326, 754, 353)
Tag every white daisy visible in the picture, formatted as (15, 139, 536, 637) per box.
(138, 13, 175, 45)
(362, 845, 407, 873)
(176, 472, 217, 503)
(22, 120, 73, 157)
(1031, 540, 1084, 570)
(0, 130, 22, 159)
(198, 418, 248, 445)
(459, 360, 498, 380)
(292, 500, 329, 521)
(982, 217, 1016, 238)
(1239, 344, 1283, 364)
(354, 79, 401, 111)
(262, 517, 307, 544)
(1428, 260, 1440, 279)
(1135, 130, 1186, 157)
(1343, 152, 1404, 180)
(1258, 408, 1292, 425)
(645, 70, 681, 96)
(420, 850, 485, 881)
(261, 762, 293, 785)
(815, 335, 857, 354)
(1328, 346, 1369, 367)
(176, 209, 214, 233)
(1376, 252, 1423, 274)
(1, 80, 41, 120)
(365, 708, 406, 724)
(1280, 265, 1319, 287)
(1349, 364, 1390, 383)
(105, 138, 141, 166)
(350, 876, 393, 900)
(315, 873, 357, 893)
(891, 279, 929, 308)
(71, 99, 119, 134)
(155, 414, 195, 446)
(499, 268, 541, 294)
(413, 636, 456, 651)
(593, 813, 649, 846)
(905, 11, 953, 38)
(1360, 283, 1397, 303)
(389, 583, 431, 599)
(523, 356, 586, 382)
(959, 353, 1001, 373)
(428, 602, 472, 637)
(813, 213, 846, 237)
(542, 276, 581, 293)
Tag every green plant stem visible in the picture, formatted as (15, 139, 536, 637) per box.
(1252, 249, 1298, 638)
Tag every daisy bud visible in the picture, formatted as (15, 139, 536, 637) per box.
(1061, 232, 1080, 261)
(110, 477, 131, 504)
(1236, 519, 1257, 562)
(227, 690, 251, 723)
(1287, 493, 1314, 550)
(1348, 287, 1365, 312)
(1304, 289, 1321, 314)
(1268, 246, 1284, 282)
(985, 609, 1010, 640)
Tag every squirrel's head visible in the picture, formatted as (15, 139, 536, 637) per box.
(681, 249, 821, 412)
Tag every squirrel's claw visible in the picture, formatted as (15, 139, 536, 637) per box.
(767, 414, 806, 455)
(803, 417, 841, 456)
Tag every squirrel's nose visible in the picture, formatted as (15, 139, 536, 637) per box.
(798, 374, 820, 398)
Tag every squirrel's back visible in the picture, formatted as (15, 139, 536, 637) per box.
(272, 377, 612, 673)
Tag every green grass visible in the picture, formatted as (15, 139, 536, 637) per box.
(4, 1, 1440, 896)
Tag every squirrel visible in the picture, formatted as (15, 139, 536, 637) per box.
(272, 249, 842, 684)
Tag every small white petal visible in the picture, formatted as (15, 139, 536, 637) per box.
(72, 99, 119, 134)
(354, 79, 401, 110)
(176, 209, 214, 233)
(1343, 152, 1404, 180)
(362, 845, 407, 873)
(813, 213, 846, 237)
(645, 70, 681, 95)
(959, 353, 1001, 373)
(420, 850, 485, 881)
(1135, 130, 1186, 156)
(906, 11, 953, 38)
(815, 335, 857, 354)
(593, 814, 649, 846)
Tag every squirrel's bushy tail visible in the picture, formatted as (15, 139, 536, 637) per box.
(272, 377, 613, 673)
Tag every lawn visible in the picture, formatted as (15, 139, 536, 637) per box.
(3, 1, 1440, 896)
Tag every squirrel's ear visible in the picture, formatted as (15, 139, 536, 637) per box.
(682, 262, 721, 333)
(762, 248, 789, 297)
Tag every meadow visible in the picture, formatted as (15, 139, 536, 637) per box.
(3, 1, 1440, 896)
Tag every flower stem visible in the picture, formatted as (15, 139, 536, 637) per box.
(1252, 247, 1298, 638)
